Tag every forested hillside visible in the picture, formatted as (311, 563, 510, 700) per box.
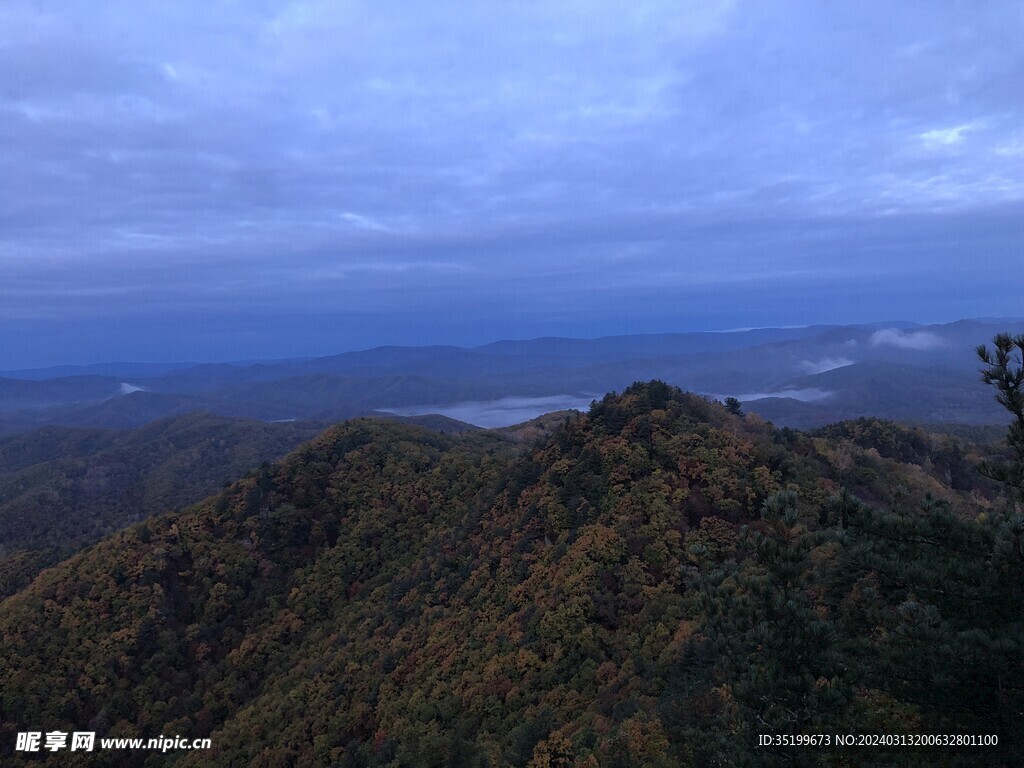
(0, 414, 324, 598)
(2, 372, 1021, 766)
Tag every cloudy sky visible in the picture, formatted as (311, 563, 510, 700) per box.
(2, 0, 1022, 367)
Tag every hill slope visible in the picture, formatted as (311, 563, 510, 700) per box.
(0, 413, 325, 597)
(0, 383, 1021, 766)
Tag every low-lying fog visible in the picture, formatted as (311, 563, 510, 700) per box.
(733, 388, 832, 403)
(387, 388, 834, 428)
(383, 394, 597, 428)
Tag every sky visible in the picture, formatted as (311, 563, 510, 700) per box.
(2, 0, 1022, 368)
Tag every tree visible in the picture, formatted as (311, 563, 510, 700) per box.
(977, 333, 1024, 498)
(723, 397, 744, 417)
(677, 492, 849, 766)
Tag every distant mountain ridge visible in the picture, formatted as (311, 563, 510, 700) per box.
(1, 319, 1021, 433)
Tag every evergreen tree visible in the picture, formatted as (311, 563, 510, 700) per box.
(678, 492, 850, 766)
(977, 333, 1024, 499)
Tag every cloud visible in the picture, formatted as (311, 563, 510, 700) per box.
(869, 329, 946, 350)
(799, 357, 855, 374)
(119, 382, 147, 394)
(920, 124, 975, 149)
(3, 1, 1024, 365)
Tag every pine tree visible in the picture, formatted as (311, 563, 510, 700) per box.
(977, 333, 1024, 499)
(678, 492, 850, 766)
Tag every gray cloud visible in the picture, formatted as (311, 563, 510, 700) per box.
(2, 1, 1022, 366)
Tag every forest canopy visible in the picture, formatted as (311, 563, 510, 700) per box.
(0, 342, 1021, 766)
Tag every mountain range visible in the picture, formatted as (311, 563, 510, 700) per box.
(2, 319, 1021, 434)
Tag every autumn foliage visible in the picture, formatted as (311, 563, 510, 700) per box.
(0, 382, 1021, 766)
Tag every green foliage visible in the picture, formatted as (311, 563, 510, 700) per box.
(723, 397, 744, 417)
(0, 413, 321, 596)
(0, 380, 1021, 766)
(978, 334, 1024, 498)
